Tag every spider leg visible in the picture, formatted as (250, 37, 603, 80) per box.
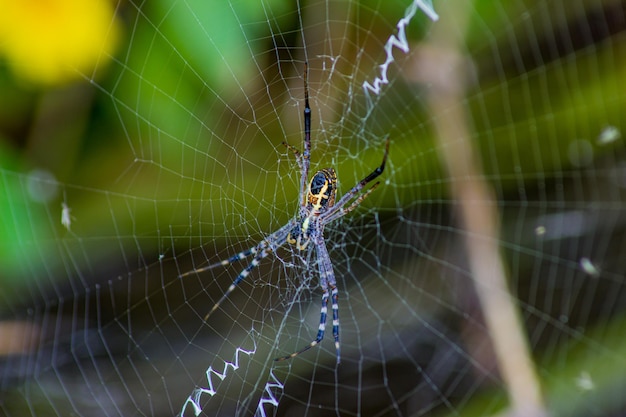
(301, 63, 311, 208)
(203, 247, 271, 321)
(274, 289, 330, 362)
(281, 64, 312, 210)
(180, 221, 295, 321)
(330, 286, 340, 362)
(282, 141, 303, 170)
(323, 181, 381, 223)
(274, 238, 341, 364)
(302, 64, 311, 168)
(178, 246, 264, 278)
(323, 135, 390, 221)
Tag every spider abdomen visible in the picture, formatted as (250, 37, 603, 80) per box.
(307, 168, 337, 211)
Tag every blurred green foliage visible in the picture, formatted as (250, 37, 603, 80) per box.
(0, 1, 624, 416)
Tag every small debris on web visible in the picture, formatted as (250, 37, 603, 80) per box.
(596, 125, 620, 145)
(579, 257, 599, 277)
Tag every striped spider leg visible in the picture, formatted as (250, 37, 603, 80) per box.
(179, 221, 294, 321)
(181, 63, 389, 365)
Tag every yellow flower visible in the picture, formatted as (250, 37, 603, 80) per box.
(0, 0, 121, 86)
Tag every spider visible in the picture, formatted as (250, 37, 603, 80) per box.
(180, 64, 389, 364)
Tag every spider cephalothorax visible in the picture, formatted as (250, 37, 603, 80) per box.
(180, 64, 389, 364)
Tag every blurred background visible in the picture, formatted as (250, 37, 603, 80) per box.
(0, 0, 625, 416)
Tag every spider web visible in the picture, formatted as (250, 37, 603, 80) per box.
(1, 0, 625, 416)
